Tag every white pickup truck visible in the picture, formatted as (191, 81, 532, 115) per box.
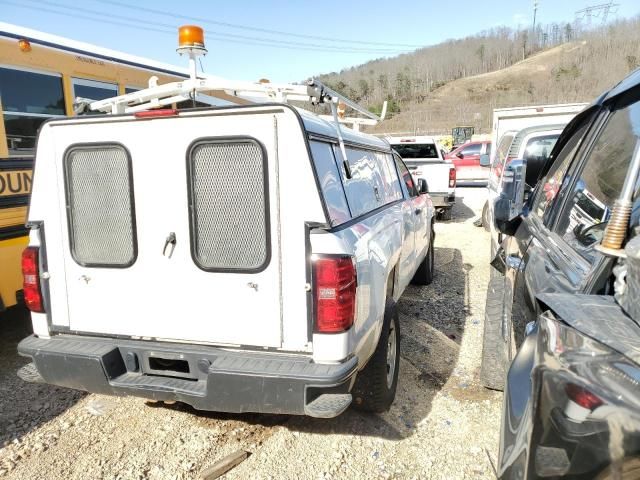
(386, 136, 456, 220)
(17, 78, 436, 418)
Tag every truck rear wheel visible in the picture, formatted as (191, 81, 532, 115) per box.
(480, 274, 510, 390)
(439, 207, 452, 221)
(352, 300, 400, 413)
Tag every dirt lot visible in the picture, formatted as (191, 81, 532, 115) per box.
(0, 187, 501, 480)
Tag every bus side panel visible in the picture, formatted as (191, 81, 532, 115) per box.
(0, 158, 33, 309)
(0, 234, 28, 309)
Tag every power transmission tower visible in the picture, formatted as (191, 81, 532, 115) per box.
(575, 2, 620, 25)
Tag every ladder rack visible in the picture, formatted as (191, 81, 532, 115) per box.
(89, 75, 386, 129)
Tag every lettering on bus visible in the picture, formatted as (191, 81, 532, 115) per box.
(75, 55, 105, 66)
(0, 171, 32, 197)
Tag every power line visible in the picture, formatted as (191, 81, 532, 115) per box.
(24, 0, 411, 53)
(5, 0, 413, 54)
(93, 0, 426, 49)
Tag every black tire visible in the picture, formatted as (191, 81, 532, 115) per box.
(412, 227, 435, 285)
(481, 201, 491, 232)
(352, 300, 400, 413)
(480, 274, 509, 391)
(440, 207, 452, 221)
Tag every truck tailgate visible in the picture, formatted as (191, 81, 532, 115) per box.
(406, 161, 453, 194)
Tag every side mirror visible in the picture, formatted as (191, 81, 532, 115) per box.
(456, 152, 464, 159)
(493, 159, 527, 236)
(523, 154, 547, 187)
(440, 149, 447, 159)
(417, 178, 429, 194)
(479, 154, 490, 167)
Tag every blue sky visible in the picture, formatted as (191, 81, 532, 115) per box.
(2, 0, 639, 82)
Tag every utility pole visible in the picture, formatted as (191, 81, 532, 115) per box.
(532, 0, 539, 49)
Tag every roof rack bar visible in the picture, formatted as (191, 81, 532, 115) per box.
(308, 79, 380, 121)
(89, 75, 384, 129)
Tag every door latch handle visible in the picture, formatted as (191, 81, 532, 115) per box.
(415, 208, 422, 215)
(163, 232, 176, 258)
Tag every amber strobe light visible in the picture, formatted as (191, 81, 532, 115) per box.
(178, 25, 205, 50)
(18, 39, 31, 52)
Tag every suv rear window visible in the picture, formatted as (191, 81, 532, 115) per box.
(187, 139, 269, 272)
(392, 144, 439, 159)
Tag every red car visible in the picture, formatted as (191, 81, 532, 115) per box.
(445, 141, 491, 185)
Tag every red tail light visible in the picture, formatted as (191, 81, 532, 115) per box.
(566, 383, 603, 410)
(449, 167, 456, 188)
(21, 247, 44, 313)
(313, 256, 356, 333)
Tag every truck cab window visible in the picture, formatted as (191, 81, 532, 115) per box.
(394, 155, 417, 197)
(392, 143, 439, 159)
(554, 102, 640, 263)
(460, 143, 481, 156)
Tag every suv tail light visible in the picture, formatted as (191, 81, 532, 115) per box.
(449, 167, 456, 188)
(565, 383, 603, 410)
(313, 256, 356, 333)
(22, 247, 44, 313)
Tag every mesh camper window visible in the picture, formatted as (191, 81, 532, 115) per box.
(187, 138, 270, 272)
(64, 144, 137, 267)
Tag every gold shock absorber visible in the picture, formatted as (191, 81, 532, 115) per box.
(601, 200, 632, 251)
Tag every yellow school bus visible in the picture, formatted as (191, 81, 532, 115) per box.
(0, 22, 235, 310)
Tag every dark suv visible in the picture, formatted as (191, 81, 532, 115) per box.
(482, 69, 640, 478)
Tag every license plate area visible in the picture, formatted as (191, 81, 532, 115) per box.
(142, 351, 197, 380)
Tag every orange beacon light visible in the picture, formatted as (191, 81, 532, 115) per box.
(177, 25, 207, 81)
(178, 25, 206, 50)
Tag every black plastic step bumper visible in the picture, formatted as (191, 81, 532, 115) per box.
(18, 334, 358, 417)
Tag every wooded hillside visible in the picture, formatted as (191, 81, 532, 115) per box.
(315, 17, 640, 135)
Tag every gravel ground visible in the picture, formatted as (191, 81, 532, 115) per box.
(0, 187, 501, 480)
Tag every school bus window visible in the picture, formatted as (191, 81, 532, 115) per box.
(125, 86, 141, 94)
(72, 78, 117, 114)
(4, 115, 52, 155)
(0, 66, 65, 155)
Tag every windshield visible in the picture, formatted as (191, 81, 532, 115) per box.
(392, 143, 439, 159)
